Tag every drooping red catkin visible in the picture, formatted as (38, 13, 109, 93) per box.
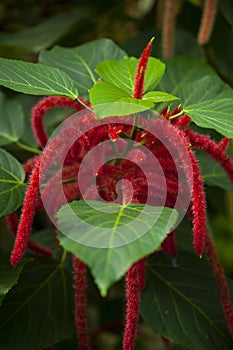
(185, 129, 233, 184)
(73, 255, 90, 350)
(133, 37, 154, 99)
(162, 0, 179, 58)
(187, 148, 207, 257)
(197, 0, 218, 45)
(11, 158, 41, 266)
(205, 231, 233, 338)
(218, 137, 231, 152)
(171, 114, 192, 129)
(32, 96, 88, 148)
(6, 212, 52, 258)
(123, 262, 141, 350)
(23, 155, 41, 176)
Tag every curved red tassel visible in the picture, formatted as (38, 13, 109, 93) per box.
(6, 212, 52, 259)
(123, 262, 141, 350)
(32, 96, 88, 148)
(11, 159, 41, 266)
(73, 255, 90, 350)
(205, 231, 233, 338)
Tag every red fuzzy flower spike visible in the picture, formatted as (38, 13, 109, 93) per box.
(184, 129, 233, 184)
(205, 231, 233, 338)
(123, 262, 141, 350)
(6, 212, 52, 259)
(187, 146, 207, 257)
(11, 158, 41, 266)
(32, 96, 89, 148)
(133, 37, 154, 99)
(73, 256, 90, 350)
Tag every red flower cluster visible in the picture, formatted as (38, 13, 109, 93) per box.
(6, 40, 233, 349)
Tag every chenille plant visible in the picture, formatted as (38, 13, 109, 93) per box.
(0, 37, 233, 350)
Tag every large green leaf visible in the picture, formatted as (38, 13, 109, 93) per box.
(141, 252, 233, 350)
(0, 251, 26, 306)
(0, 257, 75, 350)
(89, 81, 153, 118)
(95, 57, 165, 95)
(0, 149, 26, 217)
(197, 151, 233, 192)
(158, 57, 214, 99)
(0, 7, 90, 52)
(0, 93, 24, 146)
(184, 99, 233, 138)
(177, 75, 233, 106)
(39, 39, 127, 95)
(0, 58, 79, 98)
(56, 200, 178, 295)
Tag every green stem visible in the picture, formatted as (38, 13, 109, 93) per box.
(77, 97, 93, 112)
(169, 109, 184, 120)
(62, 177, 77, 184)
(15, 141, 41, 154)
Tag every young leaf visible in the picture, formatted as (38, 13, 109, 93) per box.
(0, 58, 79, 98)
(141, 252, 233, 350)
(0, 257, 75, 350)
(142, 91, 179, 103)
(95, 57, 165, 95)
(0, 251, 26, 306)
(0, 92, 24, 146)
(0, 149, 26, 217)
(39, 38, 127, 95)
(184, 98, 233, 138)
(89, 81, 153, 118)
(56, 200, 178, 295)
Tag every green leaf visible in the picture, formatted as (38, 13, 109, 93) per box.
(39, 38, 127, 95)
(0, 58, 79, 98)
(0, 92, 24, 146)
(56, 200, 178, 295)
(95, 57, 165, 95)
(157, 57, 217, 112)
(0, 257, 75, 350)
(197, 151, 233, 192)
(142, 91, 179, 103)
(0, 251, 26, 306)
(141, 252, 233, 350)
(89, 81, 153, 118)
(178, 75, 233, 106)
(0, 149, 26, 217)
(184, 99, 233, 138)
(0, 8, 90, 52)
(158, 57, 214, 99)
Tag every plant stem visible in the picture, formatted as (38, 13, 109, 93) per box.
(77, 97, 93, 112)
(169, 109, 184, 120)
(62, 177, 77, 184)
(15, 141, 41, 154)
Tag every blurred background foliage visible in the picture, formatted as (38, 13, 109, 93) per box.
(0, 1, 233, 349)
